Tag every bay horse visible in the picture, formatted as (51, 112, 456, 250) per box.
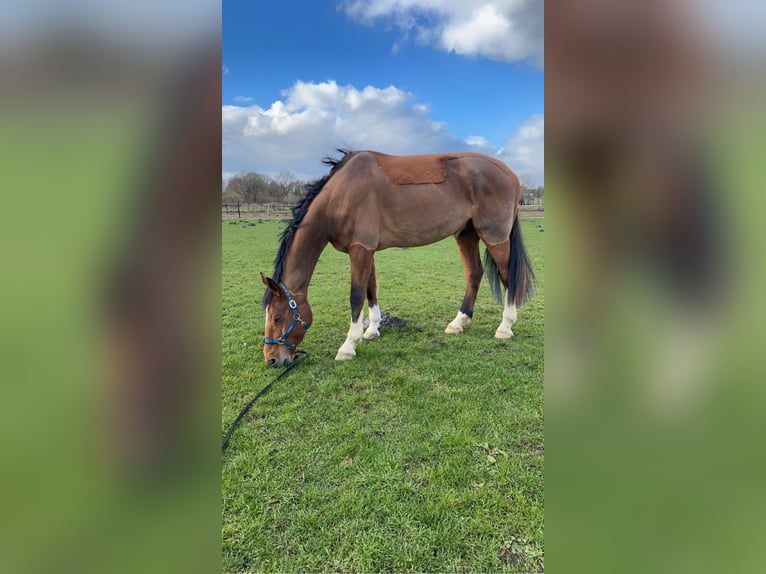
(261, 150, 535, 366)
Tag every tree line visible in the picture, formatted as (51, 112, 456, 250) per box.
(519, 174, 544, 205)
(223, 170, 544, 206)
(222, 171, 307, 205)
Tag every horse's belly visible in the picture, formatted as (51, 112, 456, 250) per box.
(377, 213, 467, 249)
(373, 182, 475, 248)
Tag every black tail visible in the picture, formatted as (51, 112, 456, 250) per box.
(483, 213, 536, 306)
(508, 213, 536, 305)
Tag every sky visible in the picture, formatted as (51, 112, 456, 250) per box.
(222, 0, 544, 185)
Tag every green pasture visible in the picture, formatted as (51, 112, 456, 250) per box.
(222, 218, 544, 573)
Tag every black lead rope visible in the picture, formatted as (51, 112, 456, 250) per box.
(222, 350, 308, 450)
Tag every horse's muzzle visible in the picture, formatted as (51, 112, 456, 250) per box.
(267, 355, 293, 368)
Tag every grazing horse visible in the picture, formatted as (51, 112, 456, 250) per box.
(261, 150, 535, 366)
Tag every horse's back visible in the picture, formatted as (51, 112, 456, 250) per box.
(367, 151, 456, 185)
(354, 150, 518, 192)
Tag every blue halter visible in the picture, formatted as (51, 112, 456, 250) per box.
(263, 281, 310, 350)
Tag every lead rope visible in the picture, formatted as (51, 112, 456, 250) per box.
(222, 350, 308, 450)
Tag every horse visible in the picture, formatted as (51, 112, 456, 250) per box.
(260, 150, 535, 366)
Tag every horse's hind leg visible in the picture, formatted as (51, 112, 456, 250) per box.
(336, 244, 374, 360)
(363, 257, 381, 340)
(484, 240, 517, 338)
(446, 225, 483, 334)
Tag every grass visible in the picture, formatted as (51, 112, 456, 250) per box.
(222, 218, 544, 573)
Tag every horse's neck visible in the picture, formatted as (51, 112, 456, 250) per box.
(282, 221, 328, 295)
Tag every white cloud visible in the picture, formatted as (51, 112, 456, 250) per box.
(233, 95, 252, 103)
(223, 79, 465, 179)
(465, 134, 494, 151)
(342, 0, 543, 67)
(222, 79, 543, 185)
(497, 113, 544, 185)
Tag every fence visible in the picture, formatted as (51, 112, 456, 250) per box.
(223, 202, 544, 219)
(222, 203, 294, 219)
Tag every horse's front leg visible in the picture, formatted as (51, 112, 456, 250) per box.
(363, 256, 381, 340)
(336, 244, 374, 361)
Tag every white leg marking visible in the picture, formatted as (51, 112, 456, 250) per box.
(363, 304, 381, 340)
(335, 316, 364, 360)
(445, 311, 472, 334)
(495, 300, 518, 339)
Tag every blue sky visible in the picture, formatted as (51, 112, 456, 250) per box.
(223, 1, 544, 184)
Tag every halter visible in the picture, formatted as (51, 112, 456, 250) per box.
(263, 281, 310, 350)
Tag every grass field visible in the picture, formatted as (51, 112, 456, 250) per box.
(222, 218, 544, 573)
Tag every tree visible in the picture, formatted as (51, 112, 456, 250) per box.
(222, 189, 243, 204)
(224, 172, 270, 203)
(274, 170, 305, 203)
(518, 174, 538, 204)
(223, 171, 307, 204)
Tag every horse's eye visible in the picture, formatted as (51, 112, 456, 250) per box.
(273, 314, 282, 324)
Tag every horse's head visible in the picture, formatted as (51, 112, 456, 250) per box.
(260, 273, 312, 367)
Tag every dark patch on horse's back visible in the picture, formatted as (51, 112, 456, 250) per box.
(368, 151, 506, 186)
(262, 149, 355, 308)
(370, 151, 455, 185)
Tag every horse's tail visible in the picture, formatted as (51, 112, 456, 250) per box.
(483, 212, 536, 306)
(507, 211, 536, 305)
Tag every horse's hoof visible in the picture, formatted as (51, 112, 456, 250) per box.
(363, 330, 380, 340)
(335, 350, 356, 361)
(494, 328, 513, 339)
(445, 313, 470, 334)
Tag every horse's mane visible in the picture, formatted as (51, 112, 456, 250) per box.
(262, 149, 353, 308)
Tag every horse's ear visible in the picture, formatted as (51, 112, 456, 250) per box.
(260, 272, 284, 298)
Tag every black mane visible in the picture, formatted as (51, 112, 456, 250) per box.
(262, 149, 352, 308)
